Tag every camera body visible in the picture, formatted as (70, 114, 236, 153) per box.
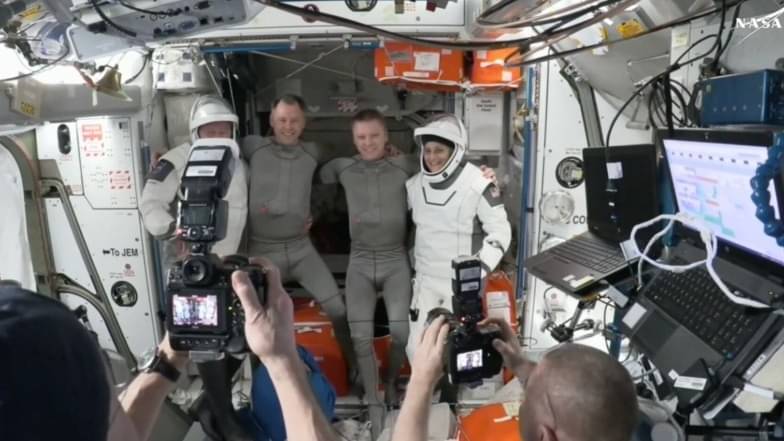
(164, 140, 265, 355)
(167, 254, 265, 353)
(431, 256, 503, 385)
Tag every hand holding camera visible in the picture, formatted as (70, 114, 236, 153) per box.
(231, 257, 299, 365)
(410, 315, 450, 390)
(419, 256, 506, 386)
(478, 317, 527, 381)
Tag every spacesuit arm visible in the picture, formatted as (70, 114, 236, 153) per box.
(405, 178, 418, 272)
(475, 183, 511, 274)
(140, 157, 180, 240)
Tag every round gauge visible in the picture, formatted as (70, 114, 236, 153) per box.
(539, 190, 575, 225)
(110, 281, 138, 307)
(555, 156, 584, 188)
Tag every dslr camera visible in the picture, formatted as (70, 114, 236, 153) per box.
(428, 256, 504, 385)
(165, 139, 265, 357)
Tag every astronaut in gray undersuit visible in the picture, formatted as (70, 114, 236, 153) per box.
(320, 109, 419, 438)
(240, 95, 356, 378)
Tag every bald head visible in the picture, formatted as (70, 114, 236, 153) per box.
(519, 344, 638, 441)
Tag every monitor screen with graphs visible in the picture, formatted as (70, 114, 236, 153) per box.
(662, 132, 784, 267)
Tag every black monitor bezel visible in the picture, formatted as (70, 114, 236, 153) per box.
(656, 128, 784, 281)
(582, 144, 659, 242)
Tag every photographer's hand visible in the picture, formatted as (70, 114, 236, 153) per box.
(232, 258, 297, 363)
(232, 258, 339, 441)
(410, 315, 450, 389)
(478, 317, 536, 385)
(159, 331, 189, 371)
(391, 316, 449, 441)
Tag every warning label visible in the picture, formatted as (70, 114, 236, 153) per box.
(81, 123, 105, 157)
(81, 124, 103, 141)
(109, 170, 132, 190)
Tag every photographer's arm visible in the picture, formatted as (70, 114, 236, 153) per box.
(265, 356, 337, 441)
(391, 316, 449, 441)
(233, 260, 339, 441)
(118, 337, 188, 441)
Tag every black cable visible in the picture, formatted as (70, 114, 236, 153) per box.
(478, 0, 625, 29)
(89, 0, 137, 37)
(668, 82, 690, 126)
(479, 0, 625, 28)
(687, 81, 705, 127)
(710, 0, 729, 73)
(124, 52, 150, 84)
(648, 85, 666, 129)
(664, 72, 674, 135)
(604, 32, 724, 147)
(504, 0, 749, 68)
(669, 79, 693, 120)
(117, 0, 179, 17)
(253, 0, 630, 51)
(713, 2, 743, 67)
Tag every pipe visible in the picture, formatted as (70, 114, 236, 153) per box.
(53, 275, 137, 371)
(41, 178, 137, 371)
(515, 66, 538, 303)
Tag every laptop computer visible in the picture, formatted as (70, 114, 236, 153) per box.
(525, 144, 659, 294)
(621, 129, 784, 411)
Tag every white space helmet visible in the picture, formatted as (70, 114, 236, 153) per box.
(189, 95, 239, 142)
(414, 114, 468, 183)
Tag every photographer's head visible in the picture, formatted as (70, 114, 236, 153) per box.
(190, 95, 239, 142)
(519, 344, 638, 441)
(0, 286, 110, 441)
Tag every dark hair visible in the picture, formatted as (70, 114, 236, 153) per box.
(0, 287, 110, 441)
(272, 94, 306, 112)
(420, 134, 454, 150)
(351, 108, 387, 127)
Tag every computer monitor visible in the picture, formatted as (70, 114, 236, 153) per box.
(660, 129, 784, 273)
(582, 144, 659, 243)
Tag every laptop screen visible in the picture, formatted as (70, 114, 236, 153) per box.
(662, 136, 784, 267)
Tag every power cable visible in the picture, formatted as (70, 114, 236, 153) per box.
(252, 0, 637, 50)
(477, 0, 625, 29)
(89, 0, 137, 37)
(124, 51, 151, 84)
(603, 30, 726, 147)
(503, 0, 746, 67)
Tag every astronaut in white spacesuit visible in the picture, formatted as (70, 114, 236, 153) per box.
(405, 114, 512, 361)
(140, 95, 251, 441)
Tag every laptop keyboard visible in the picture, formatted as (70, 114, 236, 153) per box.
(645, 265, 767, 359)
(549, 235, 626, 274)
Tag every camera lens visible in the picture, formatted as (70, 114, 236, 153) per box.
(183, 258, 209, 284)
